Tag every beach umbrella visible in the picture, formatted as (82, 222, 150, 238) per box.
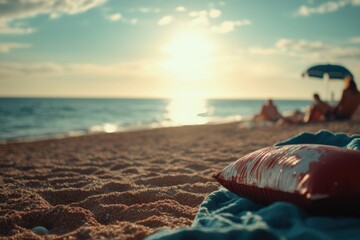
(302, 64, 353, 79)
(302, 64, 353, 101)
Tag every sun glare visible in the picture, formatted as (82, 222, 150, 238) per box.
(166, 97, 209, 125)
(164, 31, 215, 57)
(161, 31, 216, 81)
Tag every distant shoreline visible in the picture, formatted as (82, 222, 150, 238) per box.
(0, 98, 314, 143)
(0, 120, 246, 144)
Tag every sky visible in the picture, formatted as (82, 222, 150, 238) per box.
(0, 0, 360, 100)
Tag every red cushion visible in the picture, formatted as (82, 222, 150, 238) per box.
(213, 144, 360, 214)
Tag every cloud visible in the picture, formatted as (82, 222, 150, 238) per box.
(209, 9, 222, 18)
(109, 13, 139, 25)
(130, 18, 138, 25)
(296, 0, 360, 16)
(0, 0, 106, 34)
(129, 7, 161, 13)
(275, 39, 325, 51)
(249, 39, 326, 55)
(210, 20, 251, 34)
(208, 1, 226, 8)
(0, 60, 162, 80)
(350, 36, 360, 43)
(248, 47, 278, 55)
(176, 6, 186, 12)
(107, 13, 122, 21)
(0, 22, 34, 34)
(187, 7, 250, 34)
(0, 60, 170, 98)
(188, 10, 215, 27)
(158, 16, 173, 26)
(189, 10, 207, 18)
(0, 42, 30, 53)
(191, 16, 210, 27)
(329, 46, 360, 58)
(0, 62, 64, 76)
(249, 38, 360, 59)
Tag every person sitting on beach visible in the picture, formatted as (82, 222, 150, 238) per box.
(304, 75, 360, 123)
(253, 99, 283, 122)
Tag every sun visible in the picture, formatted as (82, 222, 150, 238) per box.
(164, 31, 215, 57)
(160, 30, 216, 81)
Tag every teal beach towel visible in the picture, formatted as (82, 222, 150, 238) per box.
(146, 130, 360, 240)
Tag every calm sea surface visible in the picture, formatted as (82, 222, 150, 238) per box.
(0, 98, 312, 142)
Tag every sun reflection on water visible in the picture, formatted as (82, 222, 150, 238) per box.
(166, 97, 209, 125)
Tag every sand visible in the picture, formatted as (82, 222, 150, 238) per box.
(1, 112, 360, 240)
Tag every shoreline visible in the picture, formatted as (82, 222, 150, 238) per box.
(0, 97, 313, 144)
(0, 116, 254, 145)
(0, 121, 240, 145)
(1, 113, 360, 239)
(2, 112, 358, 145)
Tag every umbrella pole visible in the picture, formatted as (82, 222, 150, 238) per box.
(324, 74, 329, 102)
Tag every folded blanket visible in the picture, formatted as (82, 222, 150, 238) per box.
(145, 130, 360, 240)
(275, 130, 360, 150)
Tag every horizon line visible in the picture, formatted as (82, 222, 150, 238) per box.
(0, 95, 312, 101)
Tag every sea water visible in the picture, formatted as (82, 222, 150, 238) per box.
(0, 98, 312, 142)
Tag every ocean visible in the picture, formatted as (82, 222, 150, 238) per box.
(0, 98, 313, 142)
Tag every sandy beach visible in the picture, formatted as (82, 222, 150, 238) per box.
(1, 112, 360, 240)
